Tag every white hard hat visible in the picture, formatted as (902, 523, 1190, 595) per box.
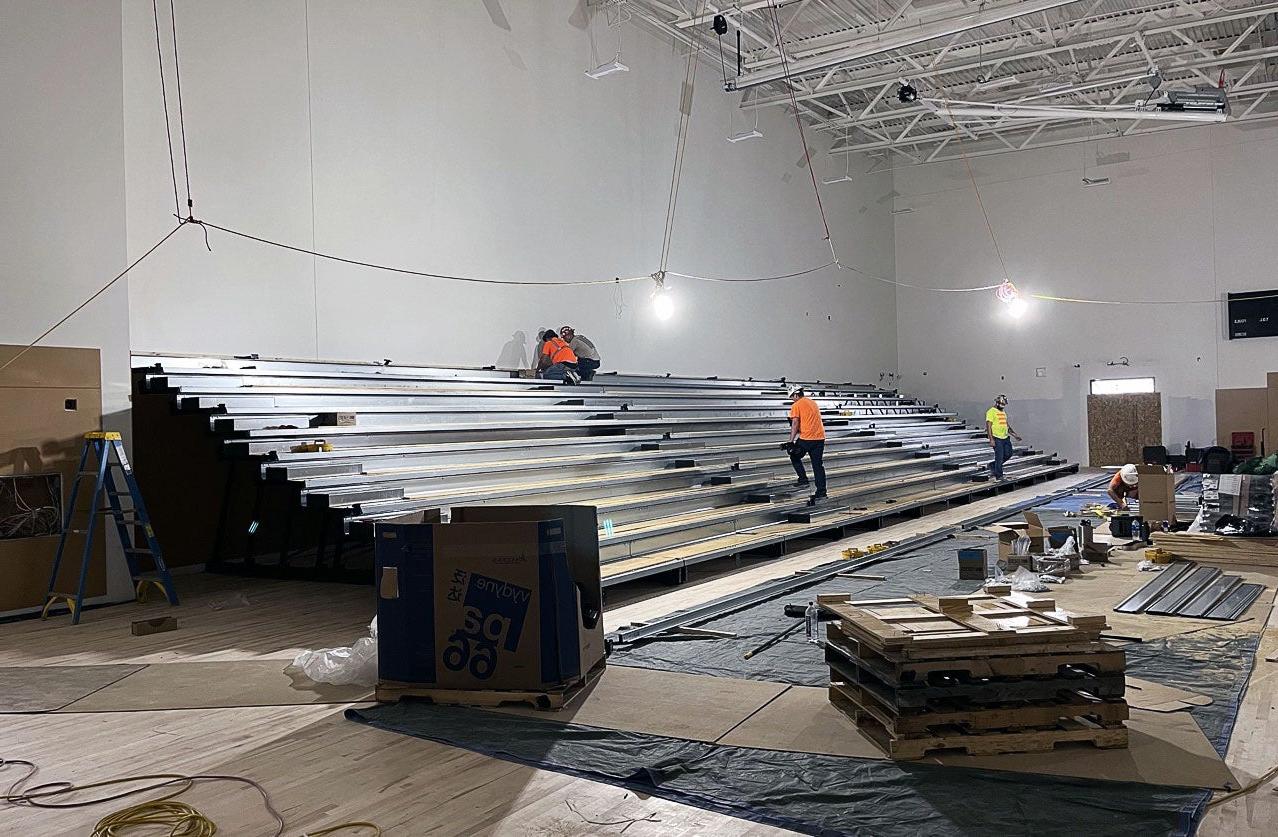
(788, 384, 804, 398)
(1119, 464, 1139, 486)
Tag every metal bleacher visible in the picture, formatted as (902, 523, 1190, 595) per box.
(129, 353, 1077, 587)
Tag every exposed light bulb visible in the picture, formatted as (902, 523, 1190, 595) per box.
(1005, 297, 1028, 319)
(653, 291, 675, 321)
(650, 271, 674, 321)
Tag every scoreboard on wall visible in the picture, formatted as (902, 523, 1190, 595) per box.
(1227, 290, 1278, 340)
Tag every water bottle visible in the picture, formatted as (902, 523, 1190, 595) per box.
(805, 601, 821, 644)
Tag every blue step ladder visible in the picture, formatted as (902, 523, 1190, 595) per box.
(42, 431, 179, 624)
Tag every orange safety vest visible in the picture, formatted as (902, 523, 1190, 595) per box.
(542, 337, 577, 365)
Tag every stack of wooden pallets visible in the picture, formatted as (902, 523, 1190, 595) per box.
(1151, 531, 1278, 568)
(819, 589, 1129, 759)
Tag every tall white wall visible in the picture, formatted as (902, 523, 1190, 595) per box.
(1, 0, 134, 605)
(894, 122, 1278, 464)
(123, 0, 897, 382)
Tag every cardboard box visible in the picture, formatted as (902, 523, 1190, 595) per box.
(374, 505, 605, 694)
(957, 547, 988, 580)
(1136, 465, 1176, 523)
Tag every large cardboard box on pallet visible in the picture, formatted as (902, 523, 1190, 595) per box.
(374, 505, 605, 697)
(1136, 465, 1176, 523)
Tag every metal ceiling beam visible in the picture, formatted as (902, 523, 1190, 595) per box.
(728, 0, 1090, 89)
(742, 1, 1278, 109)
(822, 46, 1278, 141)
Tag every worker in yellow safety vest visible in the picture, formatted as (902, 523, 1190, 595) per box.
(985, 394, 1022, 481)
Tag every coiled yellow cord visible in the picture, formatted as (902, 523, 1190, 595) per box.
(93, 799, 216, 836)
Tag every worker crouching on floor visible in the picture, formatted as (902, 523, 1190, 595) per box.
(559, 326, 600, 381)
(786, 384, 827, 499)
(985, 394, 1022, 481)
(535, 330, 581, 384)
(1108, 463, 1140, 510)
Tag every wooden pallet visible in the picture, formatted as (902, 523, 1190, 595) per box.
(1151, 531, 1278, 567)
(829, 678, 1129, 737)
(826, 625, 1125, 683)
(817, 592, 1109, 660)
(826, 644, 1125, 708)
(375, 661, 604, 710)
(830, 682, 1129, 759)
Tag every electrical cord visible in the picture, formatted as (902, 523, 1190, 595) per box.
(1, 757, 380, 836)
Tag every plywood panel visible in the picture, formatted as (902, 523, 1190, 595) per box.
(1216, 387, 1268, 451)
(1087, 393, 1162, 467)
(0, 345, 103, 611)
(1269, 373, 1278, 453)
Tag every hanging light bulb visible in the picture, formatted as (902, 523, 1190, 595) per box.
(651, 271, 675, 321)
(996, 280, 1028, 319)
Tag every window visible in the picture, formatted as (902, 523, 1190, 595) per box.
(1090, 377, 1155, 395)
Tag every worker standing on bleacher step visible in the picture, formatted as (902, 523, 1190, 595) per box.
(787, 384, 827, 499)
(985, 394, 1023, 481)
(535, 330, 581, 384)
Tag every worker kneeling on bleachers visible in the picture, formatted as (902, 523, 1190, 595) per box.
(786, 384, 827, 500)
(559, 326, 600, 381)
(535, 329, 581, 384)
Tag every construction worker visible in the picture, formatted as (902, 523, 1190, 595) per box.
(787, 384, 826, 499)
(1108, 464, 1140, 510)
(535, 330, 580, 384)
(559, 326, 601, 381)
(985, 394, 1023, 481)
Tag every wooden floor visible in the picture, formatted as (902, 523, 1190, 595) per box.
(3, 471, 1275, 835)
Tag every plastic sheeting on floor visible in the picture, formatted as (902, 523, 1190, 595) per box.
(347, 700, 1205, 837)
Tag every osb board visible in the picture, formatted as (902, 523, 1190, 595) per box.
(56, 660, 372, 712)
(717, 684, 1236, 790)
(1215, 387, 1268, 450)
(0, 345, 104, 612)
(0, 664, 144, 713)
(1269, 373, 1278, 453)
(491, 665, 788, 743)
(1087, 392, 1163, 468)
(0, 344, 100, 389)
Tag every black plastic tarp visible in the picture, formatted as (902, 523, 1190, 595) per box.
(348, 700, 1205, 837)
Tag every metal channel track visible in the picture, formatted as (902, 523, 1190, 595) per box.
(608, 471, 1109, 644)
(1115, 560, 1267, 620)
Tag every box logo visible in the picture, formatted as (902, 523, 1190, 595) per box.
(442, 572, 532, 680)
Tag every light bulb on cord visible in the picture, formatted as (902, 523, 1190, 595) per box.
(650, 271, 675, 321)
(995, 280, 1028, 319)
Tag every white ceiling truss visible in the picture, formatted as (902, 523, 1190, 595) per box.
(626, 0, 1278, 164)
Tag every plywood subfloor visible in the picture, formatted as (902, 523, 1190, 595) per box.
(4, 472, 1276, 835)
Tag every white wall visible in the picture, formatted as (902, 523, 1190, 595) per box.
(123, 0, 898, 382)
(1, 0, 134, 606)
(894, 122, 1278, 465)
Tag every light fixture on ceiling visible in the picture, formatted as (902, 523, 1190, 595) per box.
(1082, 176, 1111, 187)
(891, 207, 914, 214)
(727, 89, 764, 143)
(586, 0, 630, 79)
(586, 58, 629, 79)
(823, 130, 854, 183)
(651, 272, 674, 321)
(971, 75, 1020, 93)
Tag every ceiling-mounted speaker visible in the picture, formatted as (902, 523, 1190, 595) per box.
(712, 14, 728, 35)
